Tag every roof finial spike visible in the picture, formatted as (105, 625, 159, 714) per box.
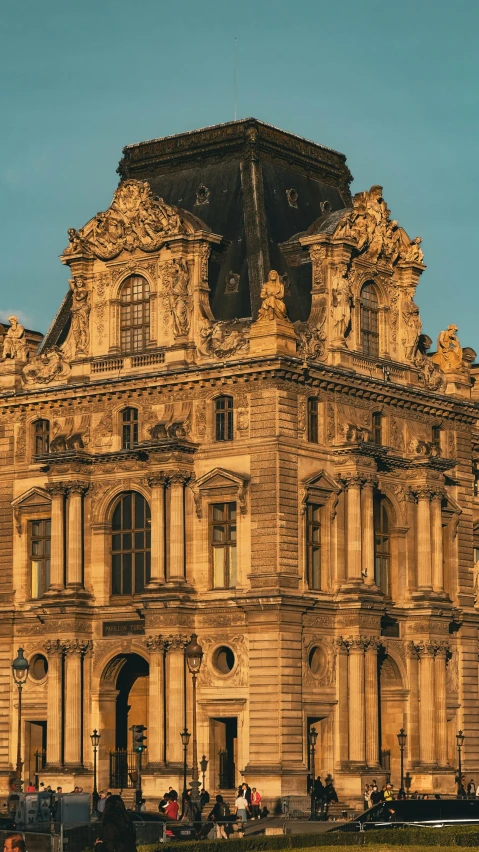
(234, 37, 237, 121)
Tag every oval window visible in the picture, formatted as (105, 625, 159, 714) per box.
(30, 654, 48, 681)
(212, 646, 235, 675)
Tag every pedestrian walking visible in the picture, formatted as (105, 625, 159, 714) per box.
(363, 784, 370, 811)
(467, 779, 476, 797)
(207, 795, 230, 839)
(234, 786, 249, 829)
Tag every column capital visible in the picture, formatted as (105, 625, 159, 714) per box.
(165, 471, 192, 487)
(67, 481, 90, 495)
(62, 639, 93, 656)
(45, 482, 68, 498)
(147, 473, 168, 488)
(145, 634, 167, 652)
(44, 639, 65, 657)
(165, 633, 189, 650)
(338, 634, 380, 653)
(338, 474, 365, 489)
(408, 639, 450, 659)
(430, 488, 446, 502)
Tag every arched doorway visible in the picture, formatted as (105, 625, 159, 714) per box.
(99, 653, 149, 788)
(378, 652, 405, 783)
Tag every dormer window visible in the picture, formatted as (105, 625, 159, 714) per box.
(122, 408, 139, 449)
(34, 419, 50, 455)
(360, 282, 379, 356)
(120, 275, 150, 353)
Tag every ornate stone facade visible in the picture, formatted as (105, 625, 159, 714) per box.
(1, 119, 478, 807)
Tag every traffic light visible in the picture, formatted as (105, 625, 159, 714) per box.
(131, 724, 147, 753)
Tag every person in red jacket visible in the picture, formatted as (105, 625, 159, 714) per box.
(251, 788, 261, 819)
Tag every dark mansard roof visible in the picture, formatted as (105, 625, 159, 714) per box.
(118, 118, 353, 322)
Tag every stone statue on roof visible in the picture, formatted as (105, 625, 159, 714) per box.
(257, 270, 288, 322)
(2, 316, 27, 361)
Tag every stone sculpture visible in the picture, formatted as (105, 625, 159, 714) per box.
(22, 347, 68, 384)
(431, 325, 463, 373)
(2, 316, 27, 360)
(257, 270, 288, 322)
(70, 277, 90, 355)
(334, 185, 424, 267)
(64, 180, 187, 260)
(331, 264, 353, 343)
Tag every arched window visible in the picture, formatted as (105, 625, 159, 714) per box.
(374, 495, 390, 594)
(111, 492, 151, 595)
(121, 407, 139, 449)
(120, 275, 150, 353)
(215, 396, 233, 442)
(307, 398, 319, 443)
(360, 282, 379, 356)
(34, 419, 50, 455)
(372, 412, 382, 446)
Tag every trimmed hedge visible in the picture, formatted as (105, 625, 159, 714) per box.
(137, 826, 479, 852)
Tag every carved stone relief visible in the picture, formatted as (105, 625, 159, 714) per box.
(64, 180, 188, 260)
(199, 321, 250, 359)
(198, 634, 248, 688)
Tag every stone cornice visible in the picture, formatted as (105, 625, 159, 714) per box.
(1, 355, 477, 424)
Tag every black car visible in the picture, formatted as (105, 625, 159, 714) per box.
(0, 816, 16, 830)
(329, 798, 479, 831)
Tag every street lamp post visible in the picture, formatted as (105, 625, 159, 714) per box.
(185, 634, 203, 808)
(308, 727, 318, 820)
(456, 730, 465, 798)
(180, 728, 191, 806)
(12, 648, 30, 792)
(90, 730, 101, 814)
(200, 755, 208, 793)
(397, 728, 407, 795)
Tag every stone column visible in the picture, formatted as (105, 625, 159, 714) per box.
(361, 478, 376, 585)
(435, 644, 449, 766)
(406, 643, 421, 766)
(344, 477, 363, 583)
(67, 483, 88, 588)
(46, 484, 67, 592)
(64, 641, 87, 767)
(347, 637, 366, 764)
(147, 475, 166, 587)
(431, 492, 445, 594)
(416, 490, 432, 591)
(419, 643, 436, 764)
(44, 640, 64, 766)
(166, 636, 186, 764)
(365, 639, 380, 766)
(168, 474, 188, 583)
(145, 636, 166, 767)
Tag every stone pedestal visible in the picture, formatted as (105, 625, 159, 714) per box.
(0, 359, 25, 391)
(249, 318, 297, 357)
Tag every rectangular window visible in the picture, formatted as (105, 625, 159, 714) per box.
(306, 504, 321, 590)
(30, 519, 51, 599)
(307, 398, 319, 443)
(432, 426, 441, 453)
(210, 502, 237, 588)
(215, 397, 233, 442)
(122, 408, 139, 450)
(372, 413, 382, 446)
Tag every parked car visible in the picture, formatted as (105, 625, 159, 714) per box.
(329, 798, 479, 831)
(0, 816, 16, 830)
(127, 812, 197, 842)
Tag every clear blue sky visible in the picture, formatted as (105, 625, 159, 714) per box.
(1, 0, 478, 353)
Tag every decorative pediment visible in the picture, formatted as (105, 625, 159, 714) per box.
(63, 179, 208, 261)
(333, 185, 424, 268)
(300, 469, 340, 515)
(191, 468, 250, 518)
(12, 487, 51, 533)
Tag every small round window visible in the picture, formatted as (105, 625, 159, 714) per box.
(30, 654, 48, 681)
(308, 646, 326, 678)
(212, 646, 235, 675)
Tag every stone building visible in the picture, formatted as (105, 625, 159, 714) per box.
(1, 119, 478, 805)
